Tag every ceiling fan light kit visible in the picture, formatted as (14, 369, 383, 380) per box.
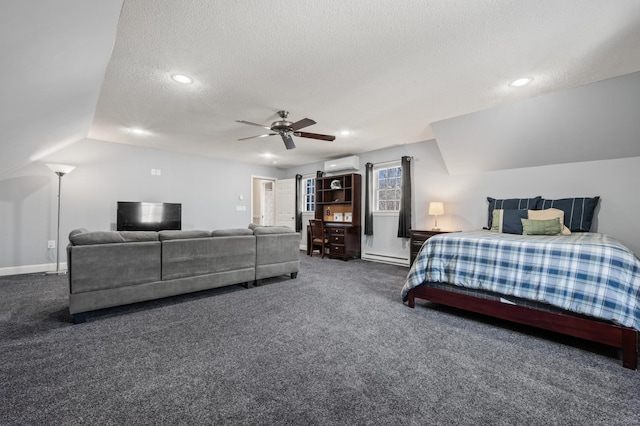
(237, 110, 335, 150)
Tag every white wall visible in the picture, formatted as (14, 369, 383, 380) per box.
(3, 136, 639, 275)
(286, 142, 640, 263)
(0, 139, 284, 273)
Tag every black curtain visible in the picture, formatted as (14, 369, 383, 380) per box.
(295, 174, 303, 232)
(364, 162, 374, 236)
(397, 156, 412, 238)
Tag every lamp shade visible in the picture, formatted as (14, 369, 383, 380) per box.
(46, 163, 76, 175)
(428, 202, 444, 216)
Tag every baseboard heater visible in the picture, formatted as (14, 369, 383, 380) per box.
(362, 253, 409, 267)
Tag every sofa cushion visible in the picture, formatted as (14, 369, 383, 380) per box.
(120, 231, 160, 242)
(70, 231, 124, 245)
(252, 226, 296, 235)
(69, 228, 88, 239)
(161, 236, 256, 280)
(158, 230, 211, 240)
(211, 228, 254, 237)
(69, 230, 159, 245)
(69, 242, 162, 294)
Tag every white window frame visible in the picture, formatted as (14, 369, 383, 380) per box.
(373, 161, 402, 213)
(302, 175, 316, 213)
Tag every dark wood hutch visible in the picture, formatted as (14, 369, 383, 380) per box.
(315, 173, 361, 260)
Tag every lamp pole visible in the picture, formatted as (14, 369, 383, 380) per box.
(53, 171, 63, 274)
(46, 164, 76, 275)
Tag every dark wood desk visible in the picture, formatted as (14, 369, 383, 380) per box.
(306, 223, 361, 260)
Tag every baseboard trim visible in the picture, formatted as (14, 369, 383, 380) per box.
(362, 253, 409, 267)
(0, 262, 68, 277)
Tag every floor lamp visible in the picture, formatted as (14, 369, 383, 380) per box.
(46, 163, 76, 275)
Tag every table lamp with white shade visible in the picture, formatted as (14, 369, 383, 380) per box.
(428, 201, 444, 231)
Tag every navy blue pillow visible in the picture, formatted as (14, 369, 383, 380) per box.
(487, 196, 541, 228)
(491, 209, 528, 234)
(539, 197, 599, 232)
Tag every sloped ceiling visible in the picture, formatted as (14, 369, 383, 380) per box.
(432, 71, 640, 175)
(2, 1, 640, 176)
(0, 1, 123, 177)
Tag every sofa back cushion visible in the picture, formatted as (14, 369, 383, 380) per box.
(252, 226, 296, 235)
(158, 230, 211, 240)
(161, 235, 256, 280)
(69, 242, 161, 293)
(69, 230, 158, 245)
(255, 232, 301, 264)
(211, 228, 254, 237)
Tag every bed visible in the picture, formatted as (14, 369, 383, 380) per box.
(402, 230, 640, 370)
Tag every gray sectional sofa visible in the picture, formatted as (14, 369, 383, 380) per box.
(67, 225, 300, 323)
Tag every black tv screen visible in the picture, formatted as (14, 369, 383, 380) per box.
(117, 202, 182, 231)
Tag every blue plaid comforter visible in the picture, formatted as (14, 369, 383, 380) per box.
(402, 231, 640, 330)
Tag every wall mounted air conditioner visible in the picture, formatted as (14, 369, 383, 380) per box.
(323, 155, 360, 173)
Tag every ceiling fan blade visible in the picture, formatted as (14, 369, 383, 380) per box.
(238, 133, 276, 141)
(281, 134, 296, 150)
(236, 120, 271, 130)
(289, 118, 316, 131)
(294, 131, 336, 141)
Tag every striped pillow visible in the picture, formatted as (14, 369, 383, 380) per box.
(538, 197, 599, 232)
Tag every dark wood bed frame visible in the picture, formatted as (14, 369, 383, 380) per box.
(406, 286, 638, 370)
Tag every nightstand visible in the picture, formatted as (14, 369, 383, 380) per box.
(409, 229, 459, 267)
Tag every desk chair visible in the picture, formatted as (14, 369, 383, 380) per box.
(309, 219, 329, 258)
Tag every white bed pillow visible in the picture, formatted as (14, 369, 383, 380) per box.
(528, 208, 571, 235)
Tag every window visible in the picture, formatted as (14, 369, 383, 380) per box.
(374, 163, 402, 212)
(302, 177, 315, 212)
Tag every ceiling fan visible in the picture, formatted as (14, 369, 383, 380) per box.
(236, 110, 335, 150)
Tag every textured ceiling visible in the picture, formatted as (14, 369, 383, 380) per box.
(4, 1, 640, 175)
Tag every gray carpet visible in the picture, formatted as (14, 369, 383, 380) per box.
(1, 254, 639, 425)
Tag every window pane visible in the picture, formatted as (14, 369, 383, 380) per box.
(373, 164, 403, 212)
(303, 178, 315, 212)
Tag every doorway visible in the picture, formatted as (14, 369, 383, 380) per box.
(251, 176, 296, 228)
(252, 176, 276, 226)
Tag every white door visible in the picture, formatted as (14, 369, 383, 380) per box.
(261, 181, 275, 225)
(275, 178, 296, 229)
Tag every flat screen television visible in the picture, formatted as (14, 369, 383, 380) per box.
(117, 202, 182, 231)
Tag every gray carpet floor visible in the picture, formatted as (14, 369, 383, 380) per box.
(1, 253, 639, 425)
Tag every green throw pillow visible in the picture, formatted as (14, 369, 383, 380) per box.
(521, 218, 562, 235)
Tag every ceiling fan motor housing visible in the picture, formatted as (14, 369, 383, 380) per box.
(271, 120, 293, 133)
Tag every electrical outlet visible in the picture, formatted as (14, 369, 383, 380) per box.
(48, 240, 56, 249)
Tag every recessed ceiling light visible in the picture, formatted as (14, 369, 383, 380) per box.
(509, 77, 533, 87)
(261, 152, 274, 158)
(171, 74, 193, 84)
(128, 127, 149, 135)
(340, 130, 351, 136)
